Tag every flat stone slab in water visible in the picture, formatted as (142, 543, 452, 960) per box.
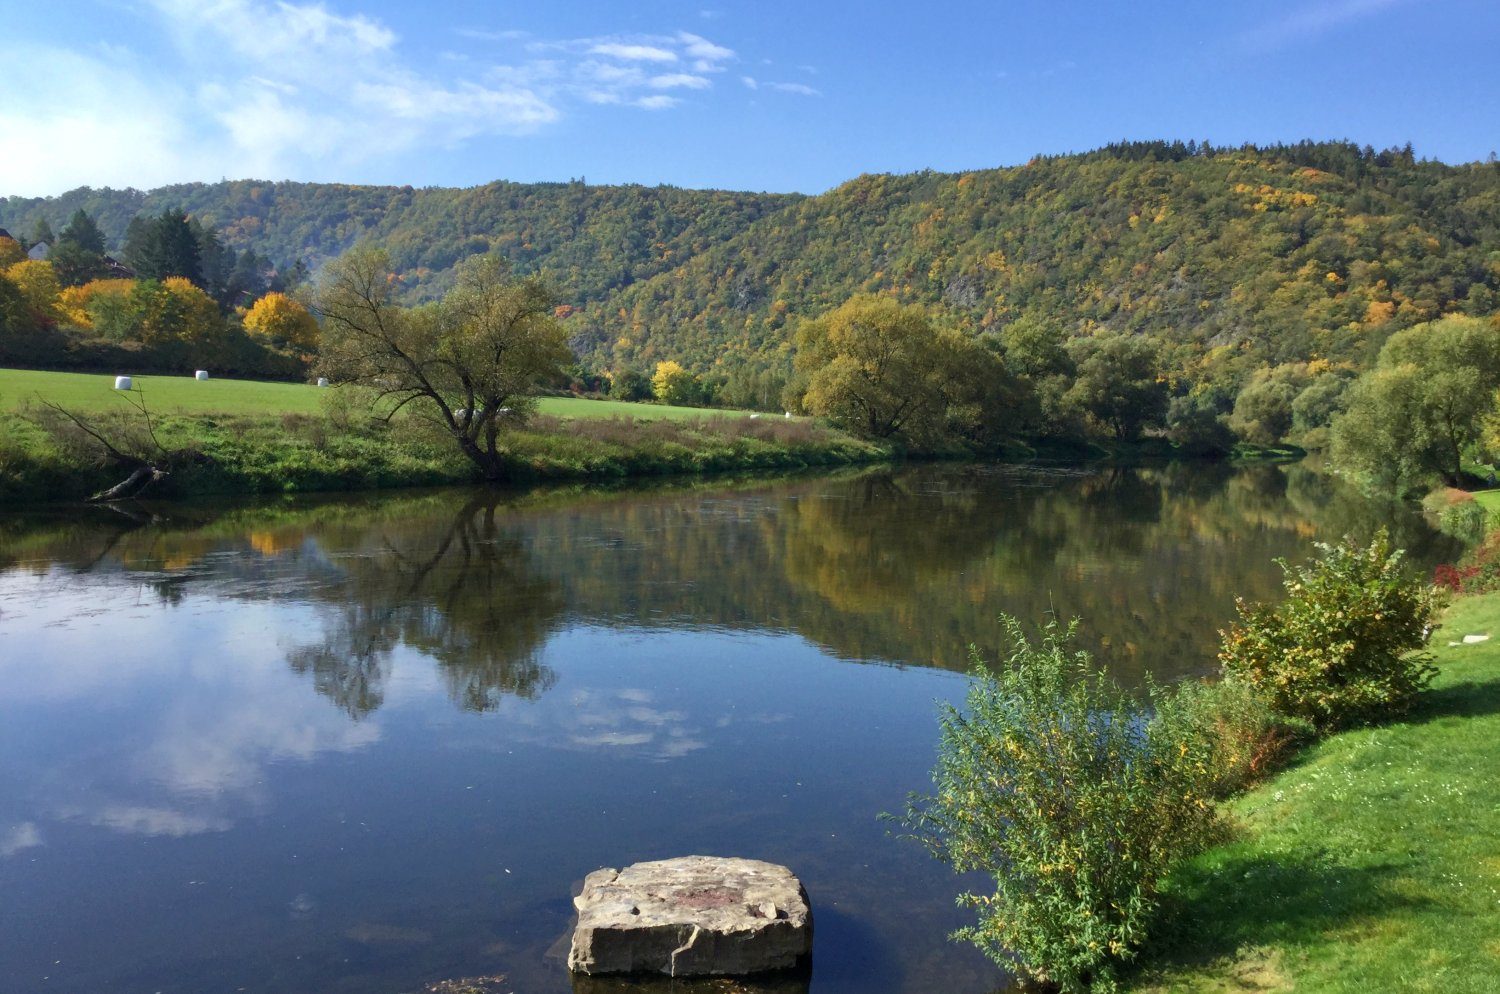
(567, 856, 812, 977)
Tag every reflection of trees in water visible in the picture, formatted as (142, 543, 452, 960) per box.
(285, 611, 394, 719)
(0, 494, 565, 720)
(286, 496, 564, 717)
(0, 463, 1459, 702)
(760, 462, 1454, 683)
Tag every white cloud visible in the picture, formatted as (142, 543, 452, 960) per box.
(0, 45, 214, 194)
(649, 73, 712, 90)
(457, 27, 529, 41)
(589, 42, 678, 62)
(634, 95, 681, 110)
(766, 81, 820, 96)
(0, 6, 764, 194)
(741, 76, 819, 96)
(678, 32, 734, 61)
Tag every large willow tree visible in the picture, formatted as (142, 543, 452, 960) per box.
(1332, 315, 1500, 492)
(792, 294, 1030, 445)
(315, 246, 572, 480)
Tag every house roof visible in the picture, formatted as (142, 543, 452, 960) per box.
(27, 241, 50, 260)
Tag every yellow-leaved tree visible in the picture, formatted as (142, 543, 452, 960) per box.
(793, 294, 1019, 442)
(58, 278, 136, 329)
(4, 260, 62, 323)
(652, 360, 700, 406)
(158, 277, 223, 344)
(244, 291, 319, 349)
(0, 236, 26, 270)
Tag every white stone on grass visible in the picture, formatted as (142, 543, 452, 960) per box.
(568, 856, 811, 978)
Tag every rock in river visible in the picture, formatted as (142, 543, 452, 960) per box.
(567, 856, 812, 977)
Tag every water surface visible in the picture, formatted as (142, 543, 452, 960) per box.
(0, 463, 1454, 994)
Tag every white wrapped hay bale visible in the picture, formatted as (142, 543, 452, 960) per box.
(317, 377, 330, 388)
(114, 375, 132, 390)
(195, 370, 209, 381)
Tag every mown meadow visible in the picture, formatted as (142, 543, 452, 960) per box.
(0, 367, 883, 505)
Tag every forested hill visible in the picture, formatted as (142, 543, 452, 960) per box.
(5, 142, 1499, 387)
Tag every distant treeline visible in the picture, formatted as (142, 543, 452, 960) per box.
(4, 140, 1500, 464)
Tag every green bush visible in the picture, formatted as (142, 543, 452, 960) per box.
(901, 618, 1220, 993)
(1219, 529, 1441, 730)
(1156, 677, 1307, 800)
(1438, 500, 1488, 545)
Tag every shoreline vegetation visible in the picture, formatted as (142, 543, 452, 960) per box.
(0, 369, 1299, 508)
(1127, 588, 1500, 993)
(895, 521, 1497, 993)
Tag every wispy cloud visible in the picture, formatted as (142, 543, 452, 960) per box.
(634, 95, 681, 110)
(1242, 0, 1411, 50)
(650, 73, 712, 90)
(0, 822, 42, 857)
(741, 76, 821, 96)
(679, 32, 734, 63)
(457, 27, 529, 42)
(589, 42, 678, 62)
(0, 3, 784, 195)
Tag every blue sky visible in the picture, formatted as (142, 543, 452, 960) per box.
(2, 0, 1496, 197)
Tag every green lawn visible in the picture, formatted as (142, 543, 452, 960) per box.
(1133, 592, 1500, 993)
(0, 367, 756, 421)
(1472, 489, 1500, 517)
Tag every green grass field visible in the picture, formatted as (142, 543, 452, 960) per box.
(0, 368, 760, 421)
(1133, 592, 1500, 993)
(1472, 489, 1500, 517)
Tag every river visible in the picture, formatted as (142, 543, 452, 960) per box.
(0, 462, 1456, 994)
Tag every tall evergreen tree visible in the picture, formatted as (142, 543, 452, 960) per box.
(193, 218, 229, 305)
(50, 209, 109, 286)
(126, 208, 203, 286)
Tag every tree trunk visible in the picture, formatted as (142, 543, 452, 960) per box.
(454, 432, 506, 481)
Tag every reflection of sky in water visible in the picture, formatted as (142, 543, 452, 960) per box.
(0, 465, 1454, 994)
(0, 569, 995, 994)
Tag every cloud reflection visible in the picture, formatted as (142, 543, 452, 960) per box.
(512, 687, 711, 760)
(1, 822, 42, 857)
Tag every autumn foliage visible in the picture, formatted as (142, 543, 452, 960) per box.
(244, 292, 319, 349)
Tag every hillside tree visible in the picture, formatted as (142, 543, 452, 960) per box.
(1064, 334, 1170, 440)
(1332, 315, 1500, 490)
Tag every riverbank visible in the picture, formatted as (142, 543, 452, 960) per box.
(0, 369, 1301, 506)
(1129, 591, 1500, 992)
(0, 409, 891, 505)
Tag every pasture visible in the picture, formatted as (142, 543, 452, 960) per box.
(0, 368, 760, 421)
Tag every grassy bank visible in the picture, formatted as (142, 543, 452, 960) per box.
(0, 366, 888, 504)
(0, 407, 887, 505)
(1131, 593, 1500, 993)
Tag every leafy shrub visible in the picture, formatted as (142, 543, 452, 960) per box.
(1219, 529, 1440, 730)
(1438, 500, 1488, 544)
(1156, 678, 1307, 800)
(901, 618, 1220, 993)
(1432, 527, 1500, 594)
